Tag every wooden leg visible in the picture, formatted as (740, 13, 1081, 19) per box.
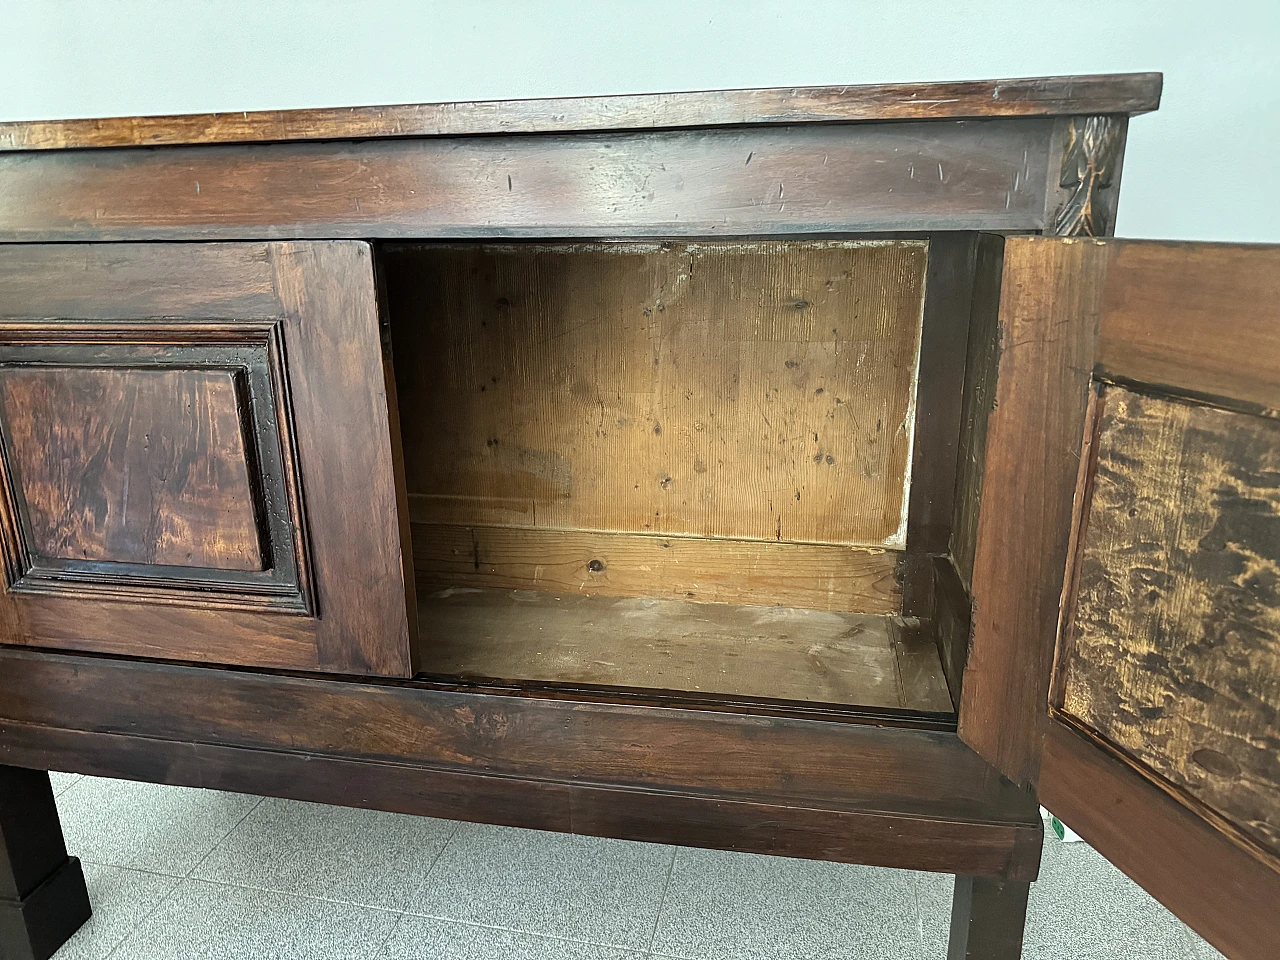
(947, 874, 1030, 960)
(0, 766, 91, 960)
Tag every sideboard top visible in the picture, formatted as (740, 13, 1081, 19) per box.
(0, 72, 1161, 152)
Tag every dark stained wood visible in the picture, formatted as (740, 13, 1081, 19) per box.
(1040, 717, 1280, 960)
(0, 646, 1039, 878)
(906, 234, 979, 559)
(385, 240, 926, 550)
(0, 242, 414, 677)
(949, 234, 1005, 591)
(957, 237, 1109, 787)
(1058, 387, 1280, 857)
(0, 765, 91, 960)
(414, 586, 950, 711)
(947, 875, 1031, 960)
(0, 367, 262, 570)
(931, 555, 971, 710)
(0, 120, 1060, 242)
(0, 720, 1039, 881)
(0, 74, 1162, 152)
(0, 335, 310, 616)
(1048, 116, 1128, 238)
(1097, 241, 1280, 410)
(412, 523, 901, 615)
(269, 241, 416, 676)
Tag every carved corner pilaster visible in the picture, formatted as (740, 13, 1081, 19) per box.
(1052, 116, 1124, 237)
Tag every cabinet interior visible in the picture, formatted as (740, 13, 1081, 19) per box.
(379, 236, 994, 716)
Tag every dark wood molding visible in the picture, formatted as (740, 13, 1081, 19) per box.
(1039, 717, 1280, 960)
(0, 719, 1040, 882)
(0, 74, 1162, 152)
(0, 646, 1042, 880)
(0, 120, 1061, 242)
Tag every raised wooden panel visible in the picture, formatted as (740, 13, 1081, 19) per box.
(0, 336, 307, 613)
(0, 242, 414, 677)
(387, 241, 927, 550)
(0, 366, 262, 571)
(1057, 386, 1280, 857)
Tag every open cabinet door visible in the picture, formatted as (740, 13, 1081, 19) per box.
(958, 236, 1280, 958)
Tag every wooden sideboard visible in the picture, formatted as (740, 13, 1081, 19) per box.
(0, 72, 1276, 960)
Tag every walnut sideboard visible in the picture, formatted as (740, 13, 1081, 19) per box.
(0, 72, 1276, 960)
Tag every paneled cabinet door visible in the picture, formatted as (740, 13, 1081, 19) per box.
(959, 237, 1280, 960)
(0, 242, 415, 677)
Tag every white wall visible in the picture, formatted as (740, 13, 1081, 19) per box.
(3, 0, 1277, 241)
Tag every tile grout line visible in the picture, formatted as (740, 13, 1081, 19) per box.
(644, 846, 679, 954)
(98, 790, 266, 960)
(365, 820, 464, 959)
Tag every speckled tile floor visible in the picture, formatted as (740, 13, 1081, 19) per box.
(48, 773, 1224, 960)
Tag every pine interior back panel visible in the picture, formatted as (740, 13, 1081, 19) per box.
(385, 240, 928, 613)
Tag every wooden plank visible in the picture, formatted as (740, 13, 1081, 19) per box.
(412, 522, 901, 615)
(0, 242, 281, 320)
(957, 237, 1109, 786)
(931, 555, 971, 710)
(0, 647, 1035, 836)
(0, 721, 1039, 880)
(387, 241, 927, 549)
(949, 235, 1005, 590)
(906, 234, 978, 557)
(888, 618, 956, 715)
(1058, 387, 1280, 857)
(1097, 241, 1280, 410)
(414, 586, 947, 711)
(0, 74, 1162, 152)
(0, 367, 263, 571)
(1040, 717, 1280, 960)
(0, 120, 1057, 242)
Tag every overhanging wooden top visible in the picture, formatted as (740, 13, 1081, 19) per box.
(0, 72, 1161, 152)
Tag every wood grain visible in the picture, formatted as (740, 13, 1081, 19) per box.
(415, 586, 950, 711)
(950, 235, 1005, 591)
(1060, 387, 1280, 856)
(0, 120, 1058, 242)
(0, 242, 414, 678)
(1097, 241, 1280, 410)
(957, 237, 1109, 787)
(387, 241, 926, 549)
(0, 719, 1038, 880)
(1040, 717, 1280, 960)
(0, 367, 262, 571)
(411, 522, 901, 615)
(0, 645, 1043, 881)
(0, 73, 1161, 151)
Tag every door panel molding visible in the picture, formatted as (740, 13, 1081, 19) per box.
(0, 242, 414, 677)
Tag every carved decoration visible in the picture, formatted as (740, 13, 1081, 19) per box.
(1053, 115, 1121, 237)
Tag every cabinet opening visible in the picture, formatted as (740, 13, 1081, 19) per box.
(379, 237, 983, 716)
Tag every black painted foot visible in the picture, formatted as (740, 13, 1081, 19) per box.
(947, 874, 1030, 960)
(0, 767, 91, 960)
